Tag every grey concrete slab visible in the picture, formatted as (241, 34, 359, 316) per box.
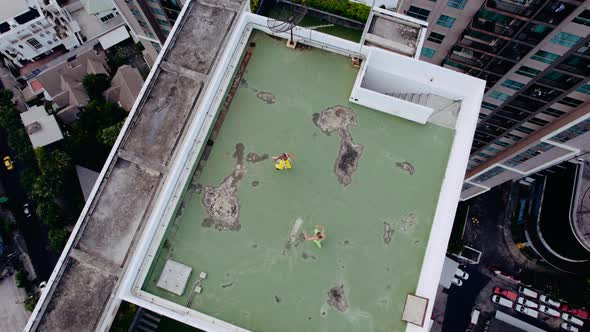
(122, 70, 202, 166)
(165, 2, 235, 75)
(77, 159, 160, 267)
(37, 258, 117, 332)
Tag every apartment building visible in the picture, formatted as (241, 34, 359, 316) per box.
(113, 0, 183, 65)
(0, 0, 83, 69)
(398, 0, 590, 199)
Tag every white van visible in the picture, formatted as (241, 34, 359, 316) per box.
(492, 295, 514, 308)
(518, 286, 538, 299)
(562, 313, 584, 327)
(470, 308, 480, 325)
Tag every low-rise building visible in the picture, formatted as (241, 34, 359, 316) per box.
(104, 64, 144, 111)
(29, 48, 108, 123)
(19, 105, 64, 148)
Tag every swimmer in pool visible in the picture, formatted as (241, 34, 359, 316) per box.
(303, 225, 325, 248)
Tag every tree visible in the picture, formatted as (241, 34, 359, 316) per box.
(82, 74, 111, 100)
(97, 120, 125, 148)
(24, 295, 39, 312)
(15, 271, 31, 289)
(36, 200, 66, 228)
(48, 228, 70, 251)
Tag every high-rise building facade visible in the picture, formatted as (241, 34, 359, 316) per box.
(113, 0, 183, 65)
(398, 0, 590, 199)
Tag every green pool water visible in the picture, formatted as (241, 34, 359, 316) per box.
(143, 32, 454, 332)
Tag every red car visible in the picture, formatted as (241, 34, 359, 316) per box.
(562, 305, 588, 320)
(494, 287, 518, 301)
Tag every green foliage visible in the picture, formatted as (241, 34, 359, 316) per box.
(48, 228, 70, 252)
(291, 0, 371, 22)
(66, 101, 127, 170)
(36, 200, 66, 228)
(82, 74, 111, 100)
(31, 148, 72, 201)
(110, 302, 138, 332)
(97, 120, 125, 148)
(24, 295, 39, 312)
(21, 168, 38, 192)
(15, 271, 31, 289)
(0, 91, 35, 165)
(250, 0, 260, 12)
(134, 42, 145, 53)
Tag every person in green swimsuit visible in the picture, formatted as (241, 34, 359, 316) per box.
(303, 225, 325, 248)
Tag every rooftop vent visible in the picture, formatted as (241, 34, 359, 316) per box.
(26, 121, 42, 134)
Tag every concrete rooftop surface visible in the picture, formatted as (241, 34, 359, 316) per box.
(25, 0, 246, 331)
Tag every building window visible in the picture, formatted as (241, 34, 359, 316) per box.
(447, 0, 467, 10)
(407, 6, 430, 21)
(494, 140, 510, 147)
(437, 15, 456, 28)
(472, 166, 505, 184)
(150, 7, 165, 15)
(573, 9, 590, 26)
(504, 143, 554, 167)
(515, 66, 540, 78)
(47, 40, 52, 45)
(147, 31, 155, 38)
(481, 101, 498, 110)
(550, 119, 590, 143)
(550, 32, 583, 48)
(505, 133, 523, 141)
(427, 32, 445, 44)
(421, 47, 436, 58)
(531, 50, 559, 64)
(558, 96, 583, 108)
(576, 84, 590, 95)
(131, 9, 141, 16)
(26, 38, 42, 49)
(542, 107, 565, 117)
(490, 90, 511, 101)
(138, 20, 147, 27)
(515, 125, 534, 134)
(100, 13, 116, 23)
(528, 117, 549, 127)
(156, 18, 170, 26)
(484, 146, 501, 153)
(501, 79, 524, 90)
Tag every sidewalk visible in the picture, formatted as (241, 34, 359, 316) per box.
(0, 274, 30, 332)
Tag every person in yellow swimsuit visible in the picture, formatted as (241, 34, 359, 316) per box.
(272, 152, 295, 170)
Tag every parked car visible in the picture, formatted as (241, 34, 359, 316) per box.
(452, 277, 463, 287)
(561, 323, 579, 332)
(23, 203, 32, 218)
(455, 268, 469, 280)
(491, 295, 513, 308)
(518, 286, 538, 299)
(563, 306, 589, 320)
(517, 297, 539, 309)
(539, 305, 560, 318)
(470, 308, 480, 325)
(562, 313, 584, 327)
(539, 295, 560, 308)
(3, 156, 13, 170)
(515, 304, 539, 318)
(493, 287, 518, 301)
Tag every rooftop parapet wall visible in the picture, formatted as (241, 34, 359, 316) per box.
(24, 1, 246, 331)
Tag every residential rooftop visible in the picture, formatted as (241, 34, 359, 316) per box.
(25, 1, 484, 332)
